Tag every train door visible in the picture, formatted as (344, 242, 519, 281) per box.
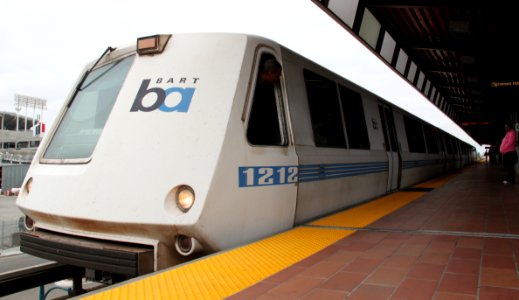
(241, 51, 298, 234)
(378, 102, 401, 191)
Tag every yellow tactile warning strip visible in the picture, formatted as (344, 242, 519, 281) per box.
(81, 227, 353, 300)
(81, 172, 458, 300)
(309, 191, 426, 228)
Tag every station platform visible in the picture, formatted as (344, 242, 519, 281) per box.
(81, 162, 519, 300)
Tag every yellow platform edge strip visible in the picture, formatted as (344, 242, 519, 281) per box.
(309, 191, 426, 228)
(82, 173, 457, 300)
(82, 227, 353, 300)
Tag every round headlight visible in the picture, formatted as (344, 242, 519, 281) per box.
(25, 177, 33, 194)
(176, 185, 195, 212)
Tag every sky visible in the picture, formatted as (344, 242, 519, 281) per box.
(0, 0, 483, 152)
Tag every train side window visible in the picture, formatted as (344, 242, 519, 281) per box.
(246, 54, 287, 146)
(423, 124, 440, 153)
(303, 69, 346, 148)
(444, 134, 455, 154)
(338, 85, 370, 149)
(403, 116, 426, 153)
(452, 137, 460, 154)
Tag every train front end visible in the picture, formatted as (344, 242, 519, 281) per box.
(16, 33, 249, 278)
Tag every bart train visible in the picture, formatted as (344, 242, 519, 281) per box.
(16, 33, 474, 280)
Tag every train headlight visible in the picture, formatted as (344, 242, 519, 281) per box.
(176, 185, 195, 212)
(24, 177, 33, 194)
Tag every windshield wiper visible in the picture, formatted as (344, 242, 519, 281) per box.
(66, 46, 116, 107)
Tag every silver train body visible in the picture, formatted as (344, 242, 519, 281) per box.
(16, 33, 475, 278)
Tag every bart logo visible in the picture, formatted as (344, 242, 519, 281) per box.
(131, 79, 195, 112)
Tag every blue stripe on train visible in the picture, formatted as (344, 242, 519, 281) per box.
(298, 161, 388, 182)
(238, 159, 441, 187)
(401, 159, 442, 169)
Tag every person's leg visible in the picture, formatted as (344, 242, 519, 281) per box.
(507, 164, 515, 184)
(503, 152, 516, 184)
(503, 153, 511, 184)
(510, 159, 517, 184)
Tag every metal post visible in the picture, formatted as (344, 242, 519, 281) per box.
(15, 108, 20, 132)
(1, 221, 4, 248)
(71, 274, 85, 296)
(33, 103, 36, 135)
(24, 102, 28, 132)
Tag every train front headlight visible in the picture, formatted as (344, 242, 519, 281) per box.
(176, 185, 195, 212)
(24, 177, 33, 194)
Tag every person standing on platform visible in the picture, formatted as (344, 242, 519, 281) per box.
(499, 122, 518, 184)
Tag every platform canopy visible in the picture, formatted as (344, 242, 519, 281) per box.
(313, 0, 519, 146)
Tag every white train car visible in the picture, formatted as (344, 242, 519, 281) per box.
(16, 33, 474, 280)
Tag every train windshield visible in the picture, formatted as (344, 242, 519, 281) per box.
(42, 55, 135, 162)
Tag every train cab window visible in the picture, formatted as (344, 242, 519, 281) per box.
(303, 70, 346, 148)
(403, 116, 426, 153)
(338, 85, 370, 149)
(43, 55, 135, 161)
(423, 124, 440, 153)
(246, 54, 287, 146)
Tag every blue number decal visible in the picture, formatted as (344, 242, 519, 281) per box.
(239, 166, 298, 187)
(287, 166, 298, 183)
(258, 168, 274, 185)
